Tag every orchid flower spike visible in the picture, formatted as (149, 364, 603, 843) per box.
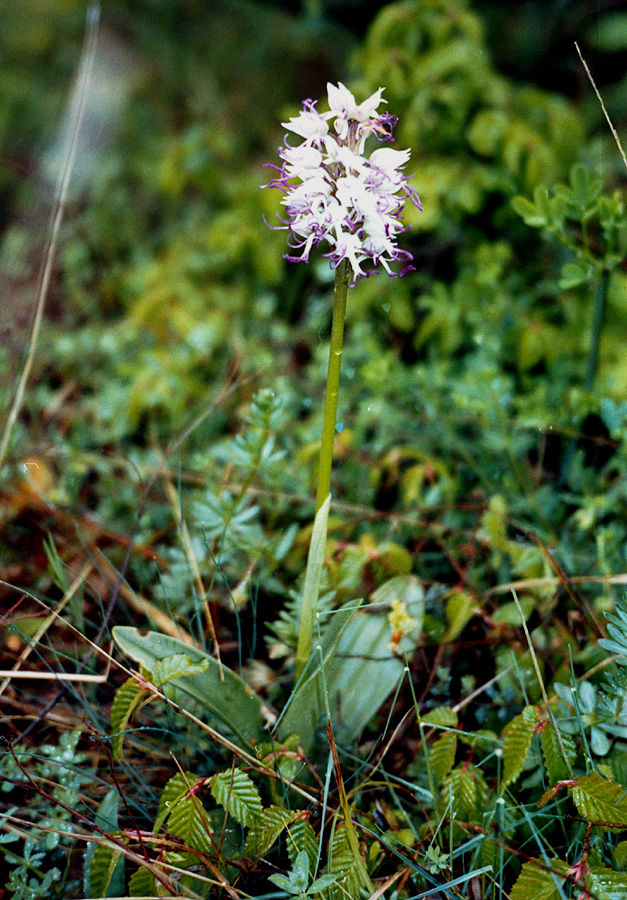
(264, 82, 422, 285)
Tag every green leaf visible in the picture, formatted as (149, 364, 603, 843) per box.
(422, 706, 458, 728)
(243, 805, 296, 858)
(268, 873, 293, 892)
(444, 591, 478, 641)
(438, 763, 488, 822)
(296, 493, 331, 679)
(558, 260, 594, 289)
(84, 789, 125, 898)
(588, 866, 627, 899)
(541, 722, 576, 784)
(310, 872, 340, 893)
(151, 653, 209, 685)
(327, 824, 362, 900)
(128, 865, 155, 898)
(502, 706, 537, 788)
(569, 773, 627, 829)
(429, 732, 457, 783)
(86, 842, 125, 899)
(285, 817, 318, 874)
(210, 768, 262, 828)
(511, 195, 546, 228)
(113, 628, 264, 750)
(509, 858, 568, 900)
(110, 676, 150, 760)
(155, 772, 213, 852)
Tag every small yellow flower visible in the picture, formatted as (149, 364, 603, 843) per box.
(388, 598, 418, 653)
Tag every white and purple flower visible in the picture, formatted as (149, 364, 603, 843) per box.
(264, 82, 422, 284)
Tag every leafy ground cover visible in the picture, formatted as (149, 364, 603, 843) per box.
(2, 1, 627, 898)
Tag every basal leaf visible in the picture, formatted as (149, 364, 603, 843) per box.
(113, 628, 264, 750)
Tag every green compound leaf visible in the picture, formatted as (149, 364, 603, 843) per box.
(568, 773, 627, 830)
(510, 858, 569, 900)
(501, 705, 537, 789)
(110, 676, 150, 760)
(511, 195, 547, 228)
(210, 768, 263, 828)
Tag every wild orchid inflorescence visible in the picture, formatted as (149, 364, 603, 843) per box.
(265, 82, 421, 284)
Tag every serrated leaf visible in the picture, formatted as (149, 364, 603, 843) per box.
(569, 773, 627, 829)
(155, 772, 213, 853)
(243, 805, 296, 858)
(210, 768, 262, 828)
(422, 706, 458, 728)
(510, 858, 568, 900)
(438, 763, 488, 822)
(328, 824, 362, 900)
(87, 842, 125, 899)
(541, 721, 576, 784)
(285, 817, 318, 873)
(429, 732, 457, 783)
(502, 706, 537, 789)
(155, 772, 200, 830)
(588, 866, 627, 899)
(152, 653, 209, 685)
(84, 788, 124, 898)
(110, 677, 150, 760)
(129, 864, 156, 897)
(166, 794, 213, 853)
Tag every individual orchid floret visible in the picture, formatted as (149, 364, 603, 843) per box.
(263, 82, 421, 285)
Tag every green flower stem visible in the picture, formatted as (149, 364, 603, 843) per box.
(584, 267, 609, 393)
(316, 258, 350, 512)
(295, 259, 350, 680)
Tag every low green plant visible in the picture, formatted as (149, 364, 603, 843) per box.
(1, 730, 92, 900)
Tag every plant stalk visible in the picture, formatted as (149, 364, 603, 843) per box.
(316, 258, 350, 511)
(295, 260, 350, 680)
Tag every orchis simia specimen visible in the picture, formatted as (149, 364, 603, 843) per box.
(264, 82, 421, 678)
